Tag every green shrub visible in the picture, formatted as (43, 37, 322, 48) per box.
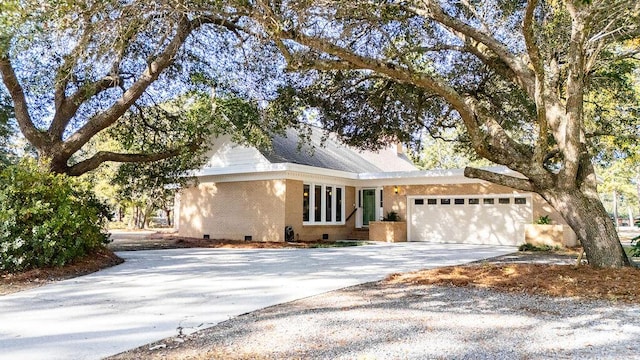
(0, 160, 111, 272)
(383, 211, 401, 221)
(630, 235, 640, 257)
(518, 243, 558, 252)
(535, 215, 551, 225)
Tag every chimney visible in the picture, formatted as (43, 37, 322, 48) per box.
(396, 143, 403, 156)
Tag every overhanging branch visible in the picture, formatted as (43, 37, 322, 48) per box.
(0, 56, 45, 146)
(66, 142, 200, 176)
(464, 166, 535, 192)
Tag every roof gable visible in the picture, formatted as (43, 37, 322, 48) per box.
(201, 134, 271, 170)
(260, 127, 417, 173)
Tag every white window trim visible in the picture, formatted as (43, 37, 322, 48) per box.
(303, 183, 346, 226)
(355, 187, 384, 228)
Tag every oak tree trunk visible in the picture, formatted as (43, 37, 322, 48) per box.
(541, 189, 630, 268)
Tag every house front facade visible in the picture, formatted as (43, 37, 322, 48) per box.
(176, 128, 577, 247)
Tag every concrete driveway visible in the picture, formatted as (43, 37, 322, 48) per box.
(0, 243, 515, 360)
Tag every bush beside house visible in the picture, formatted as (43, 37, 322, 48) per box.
(0, 161, 111, 272)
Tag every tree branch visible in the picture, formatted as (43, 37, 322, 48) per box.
(0, 55, 46, 146)
(459, 0, 491, 33)
(50, 74, 124, 139)
(523, 0, 544, 77)
(59, 14, 233, 160)
(66, 142, 201, 176)
(404, 1, 536, 97)
(279, 29, 470, 116)
(274, 28, 536, 174)
(522, 0, 551, 166)
(464, 166, 535, 192)
(286, 57, 360, 72)
(53, 5, 96, 120)
(560, 3, 588, 188)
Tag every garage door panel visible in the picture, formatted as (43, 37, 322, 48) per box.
(409, 195, 532, 246)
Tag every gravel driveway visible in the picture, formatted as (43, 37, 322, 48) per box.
(113, 277, 640, 360)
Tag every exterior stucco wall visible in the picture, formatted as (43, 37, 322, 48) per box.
(178, 180, 287, 241)
(369, 221, 407, 242)
(383, 183, 520, 221)
(178, 175, 577, 244)
(284, 181, 356, 241)
(525, 224, 578, 247)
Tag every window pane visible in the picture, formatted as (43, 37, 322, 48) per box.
(303, 184, 310, 222)
(427, 199, 437, 205)
(415, 199, 425, 205)
(326, 186, 333, 222)
(441, 199, 451, 205)
(380, 189, 383, 207)
(336, 188, 343, 222)
(498, 198, 510, 204)
(515, 197, 527, 205)
(314, 185, 322, 222)
(454, 198, 465, 205)
(483, 198, 495, 204)
(468, 198, 480, 205)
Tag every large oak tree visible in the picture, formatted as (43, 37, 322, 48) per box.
(248, 0, 640, 267)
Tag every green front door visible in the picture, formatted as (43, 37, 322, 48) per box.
(362, 189, 376, 226)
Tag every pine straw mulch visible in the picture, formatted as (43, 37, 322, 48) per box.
(386, 256, 640, 303)
(107, 232, 360, 251)
(0, 248, 124, 295)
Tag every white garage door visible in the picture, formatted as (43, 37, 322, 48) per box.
(408, 195, 532, 246)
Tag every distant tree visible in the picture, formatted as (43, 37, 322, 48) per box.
(598, 160, 639, 224)
(250, 0, 640, 267)
(413, 129, 493, 170)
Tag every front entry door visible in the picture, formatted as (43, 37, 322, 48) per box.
(362, 189, 376, 226)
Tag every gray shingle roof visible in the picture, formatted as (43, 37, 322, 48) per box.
(260, 127, 417, 173)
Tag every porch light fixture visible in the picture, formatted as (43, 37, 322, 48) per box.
(394, 186, 399, 194)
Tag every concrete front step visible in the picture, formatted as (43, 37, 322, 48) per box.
(347, 229, 370, 240)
